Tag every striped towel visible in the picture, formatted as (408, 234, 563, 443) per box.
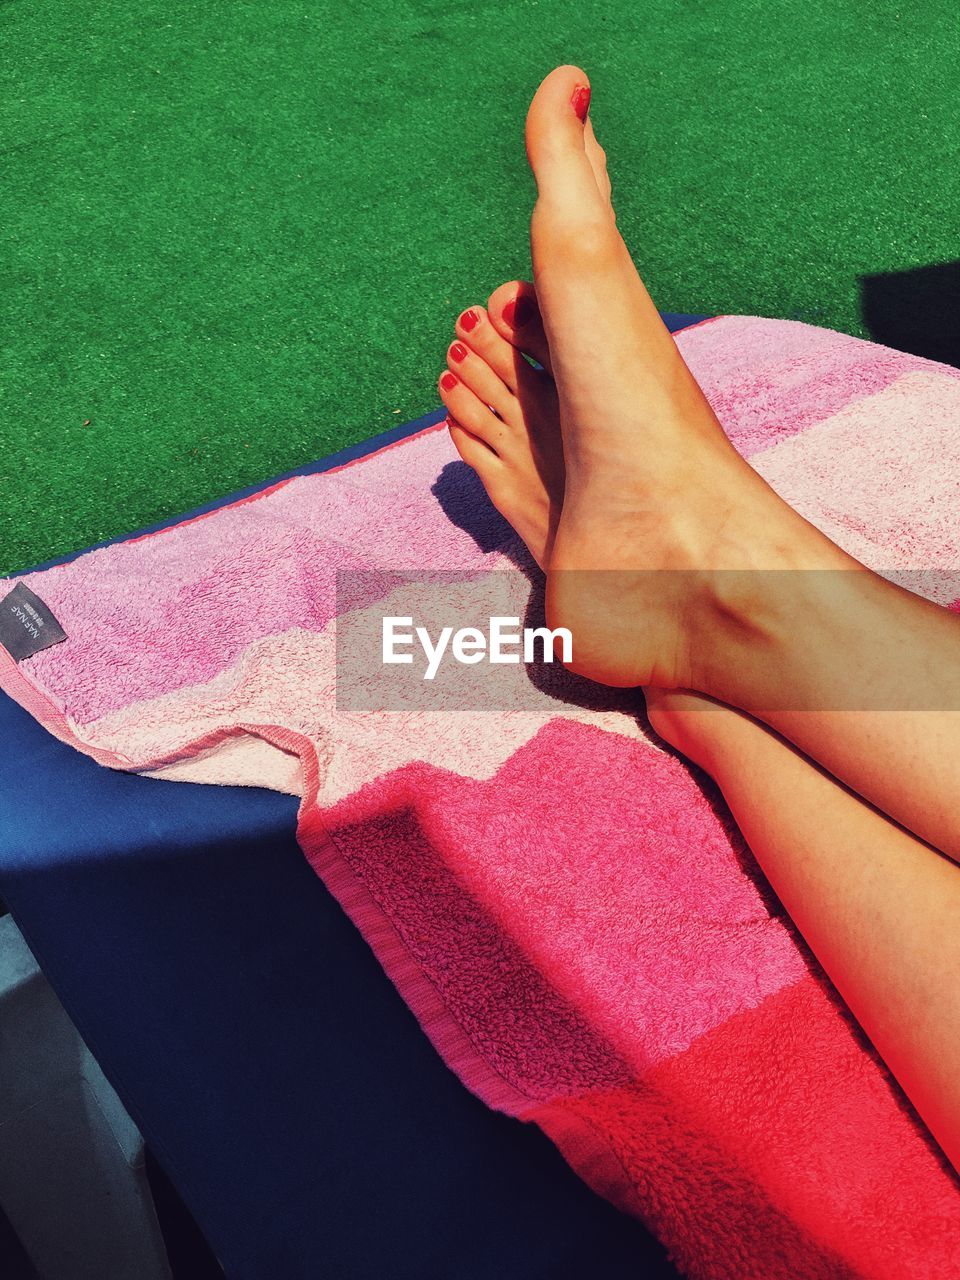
(3, 316, 960, 1278)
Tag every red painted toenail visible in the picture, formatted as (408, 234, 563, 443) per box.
(571, 84, 590, 121)
(503, 296, 536, 328)
(459, 309, 480, 332)
(440, 372, 458, 391)
(449, 342, 468, 363)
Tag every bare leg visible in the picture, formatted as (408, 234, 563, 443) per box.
(646, 689, 960, 1174)
(438, 280, 960, 1171)
(690, 574, 960, 866)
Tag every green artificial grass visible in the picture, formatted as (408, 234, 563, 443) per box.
(2, 0, 959, 574)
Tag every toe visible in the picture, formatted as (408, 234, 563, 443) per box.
(584, 119, 613, 206)
(437, 370, 510, 453)
(486, 282, 552, 374)
(526, 67, 619, 281)
(446, 339, 519, 424)
(446, 417, 503, 478)
(525, 65, 591, 171)
(455, 305, 545, 392)
(525, 66, 605, 212)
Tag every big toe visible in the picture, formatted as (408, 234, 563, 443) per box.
(526, 66, 620, 305)
(525, 66, 605, 212)
(486, 281, 552, 374)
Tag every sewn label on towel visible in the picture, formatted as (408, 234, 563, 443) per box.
(0, 583, 68, 661)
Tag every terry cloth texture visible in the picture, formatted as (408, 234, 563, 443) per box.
(3, 316, 960, 1278)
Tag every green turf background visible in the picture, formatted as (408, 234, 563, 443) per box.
(3, 1, 958, 574)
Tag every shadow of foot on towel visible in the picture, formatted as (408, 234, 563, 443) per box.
(431, 461, 644, 721)
(431, 460, 516, 556)
(861, 260, 960, 368)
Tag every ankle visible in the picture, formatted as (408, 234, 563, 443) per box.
(686, 510, 854, 706)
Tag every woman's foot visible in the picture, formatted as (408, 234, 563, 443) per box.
(510, 66, 846, 691)
(438, 282, 564, 570)
(437, 280, 738, 757)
